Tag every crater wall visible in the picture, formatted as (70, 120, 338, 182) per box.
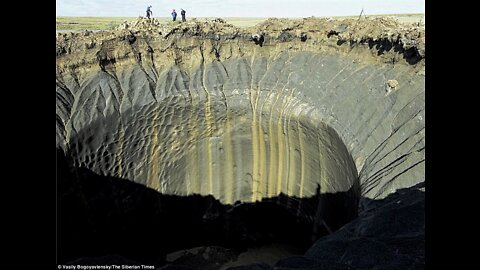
(56, 17, 425, 204)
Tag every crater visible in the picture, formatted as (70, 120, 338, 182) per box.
(56, 17, 425, 269)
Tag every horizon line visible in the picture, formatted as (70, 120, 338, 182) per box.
(56, 13, 424, 18)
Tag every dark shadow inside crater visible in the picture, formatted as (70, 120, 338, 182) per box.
(57, 149, 359, 267)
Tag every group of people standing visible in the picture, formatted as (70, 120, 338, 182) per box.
(146, 6, 186, 22)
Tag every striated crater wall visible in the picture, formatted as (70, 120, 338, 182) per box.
(56, 17, 425, 205)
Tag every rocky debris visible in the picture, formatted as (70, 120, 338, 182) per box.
(83, 30, 93, 36)
(251, 33, 265, 46)
(385, 79, 399, 93)
(240, 185, 424, 270)
(247, 17, 425, 64)
(84, 39, 96, 49)
(114, 17, 236, 37)
(302, 184, 425, 270)
(116, 17, 161, 31)
(211, 18, 227, 24)
(300, 32, 308, 42)
(56, 17, 424, 65)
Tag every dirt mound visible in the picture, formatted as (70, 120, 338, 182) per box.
(250, 17, 424, 58)
(115, 16, 237, 36)
(56, 16, 424, 64)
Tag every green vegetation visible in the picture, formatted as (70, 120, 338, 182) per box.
(56, 17, 136, 31)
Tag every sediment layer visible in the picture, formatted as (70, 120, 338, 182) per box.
(56, 17, 425, 202)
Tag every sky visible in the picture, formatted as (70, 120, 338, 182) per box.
(56, 0, 425, 18)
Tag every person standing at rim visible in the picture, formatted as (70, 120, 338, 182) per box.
(171, 9, 177, 21)
(180, 8, 186, 22)
(146, 6, 152, 19)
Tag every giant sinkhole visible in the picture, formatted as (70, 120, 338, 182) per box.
(56, 17, 425, 267)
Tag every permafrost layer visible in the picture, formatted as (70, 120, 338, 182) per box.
(56, 17, 425, 203)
